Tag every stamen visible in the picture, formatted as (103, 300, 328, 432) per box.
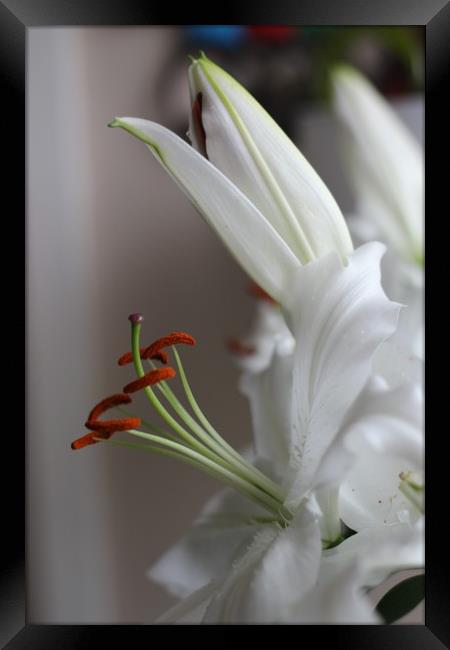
(72, 392, 140, 449)
(248, 281, 277, 305)
(72, 313, 290, 522)
(71, 432, 99, 450)
(86, 417, 141, 434)
(118, 349, 168, 366)
(226, 338, 256, 356)
(123, 367, 176, 394)
(88, 393, 132, 422)
(142, 332, 196, 360)
(118, 332, 195, 366)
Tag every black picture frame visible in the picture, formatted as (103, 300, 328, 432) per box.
(2, 0, 448, 646)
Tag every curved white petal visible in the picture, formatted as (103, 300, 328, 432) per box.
(332, 66, 423, 263)
(155, 581, 218, 623)
(203, 501, 321, 623)
(283, 554, 380, 623)
(328, 520, 424, 588)
(232, 301, 294, 375)
(372, 340, 423, 389)
(148, 489, 268, 598)
(110, 117, 300, 305)
(239, 344, 295, 484)
(285, 242, 401, 507)
(379, 250, 424, 359)
(339, 377, 423, 531)
(189, 55, 353, 264)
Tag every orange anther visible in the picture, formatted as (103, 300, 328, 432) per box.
(226, 338, 256, 356)
(123, 367, 176, 394)
(248, 282, 277, 305)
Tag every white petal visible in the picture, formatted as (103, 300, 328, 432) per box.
(285, 242, 401, 506)
(283, 554, 380, 623)
(339, 378, 423, 531)
(203, 501, 321, 622)
(372, 340, 423, 389)
(379, 250, 424, 359)
(189, 56, 353, 264)
(329, 521, 424, 588)
(347, 212, 424, 358)
(232, 301, 294, 375)
(148, 489, 267, 598)
(332, 66, 423, 263)
(340, 451, 422, 530)
(155, 581, 218, 623)
(239, 345, 294, 483)
(110, 117, 300, 305)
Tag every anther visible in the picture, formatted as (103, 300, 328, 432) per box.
(88, 393, 132, 422)
(118, 349, 168, 366)
(248, 281, 277, 305)
(86, 417, 141, 434)
(123, 367, 176, 394)
(226, 338, 256, 356)
(141, 332, 196, 360)
(71, 432, 98, 450)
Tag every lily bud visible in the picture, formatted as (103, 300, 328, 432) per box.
(331, 65, 424, 266)
(109, 54, 354, 307)
(188, 53, 353, 266)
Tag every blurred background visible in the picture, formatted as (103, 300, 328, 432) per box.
(27, 26, 423, 623)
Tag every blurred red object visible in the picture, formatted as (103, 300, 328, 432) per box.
(248, 26, 297, 43)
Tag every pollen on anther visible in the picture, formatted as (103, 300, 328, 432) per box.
(88, 393, 132, 422)
(123, 367, 176, 394)
(86, 417, 141, 434)
(71, 432, 102, 450)
(118, 348, 169, 366)
(142, 332, 196, 360)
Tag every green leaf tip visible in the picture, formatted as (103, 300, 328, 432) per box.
(108, 118, 121, 128)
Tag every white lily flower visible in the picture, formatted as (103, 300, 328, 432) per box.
(104, 55, 423, 623)
(109, 55, 354, 307)
(148, 243, 403, 623)
(331, 66, 424, 359)
(151, 353, 423, 623)
(331, 65, 423, 267)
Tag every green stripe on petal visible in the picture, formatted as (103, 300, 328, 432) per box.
(109, 117, 301, 306)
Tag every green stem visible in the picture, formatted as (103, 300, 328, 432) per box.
(102, 433, 289, 521)
(130, 322, 235, 470)
(171, 347, 287, 502)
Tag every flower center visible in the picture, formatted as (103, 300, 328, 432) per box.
(71, 313, 291, 526)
